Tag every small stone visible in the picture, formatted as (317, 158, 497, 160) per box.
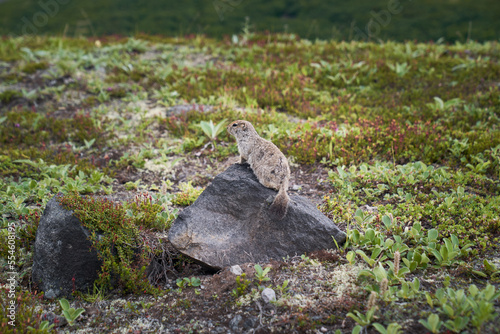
(230, 265, 243, 276)
(44, 289, 57, 300)
(261, 287, 276, 303)
(242, 316, 258, 329)
(229, 315, 243, 331)
(292, 184, 302, 191)
(320, 326, 328, 333)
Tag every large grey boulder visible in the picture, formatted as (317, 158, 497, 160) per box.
(32, 194, 101, 299)
(168, 164, 346, 270)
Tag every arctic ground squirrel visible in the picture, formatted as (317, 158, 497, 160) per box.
(227, 120, 290, 219)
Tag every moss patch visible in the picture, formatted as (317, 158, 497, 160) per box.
(57, 192, 166, 295)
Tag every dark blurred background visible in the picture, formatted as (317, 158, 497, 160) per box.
(0, 0, 498, 42)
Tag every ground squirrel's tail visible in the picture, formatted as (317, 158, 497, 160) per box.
(270, 182, 289, 220)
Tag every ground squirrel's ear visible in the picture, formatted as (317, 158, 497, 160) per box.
(240, 122, 246, 129)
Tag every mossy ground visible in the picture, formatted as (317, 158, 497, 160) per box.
(0, 34, 499, 333)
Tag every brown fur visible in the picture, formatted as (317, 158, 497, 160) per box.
(227, 120, 290, 219)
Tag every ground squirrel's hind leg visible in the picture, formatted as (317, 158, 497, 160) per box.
(240, 156, 247, 164)
(269, 182, 289, 220)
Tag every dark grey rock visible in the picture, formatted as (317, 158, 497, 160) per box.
(229, 314, 243, 331)
(242, 316, 258, 330)
(168, 164, 346, 270)
(32, 194, 102, 299)
(229, 314, 258, 331)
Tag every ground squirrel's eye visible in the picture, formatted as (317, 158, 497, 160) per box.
(232, 123, 238, 127)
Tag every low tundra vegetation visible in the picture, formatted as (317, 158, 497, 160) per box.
(0, 33, 498, 333)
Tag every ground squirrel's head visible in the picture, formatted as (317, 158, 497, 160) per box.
(227, 120, 257, 139)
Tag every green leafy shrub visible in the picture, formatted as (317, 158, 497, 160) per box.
(0, 289, 46, 333)
(58, 298, 85, 326)
(276, 119, 448, 165)
(126, 192, 174, 230)
(0, 110, 107, 148)
(196, 119, 227, 150)
(0, 110, 112, 178)
(231, 273, 251, 297)
(0, 90, 21, 104)
(324, 161, 500, 247)
(172, 182, 203, 206)
(424, 284, 500, 333)
(57, 192, 160, 294)
(21, 61, 48, 74)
